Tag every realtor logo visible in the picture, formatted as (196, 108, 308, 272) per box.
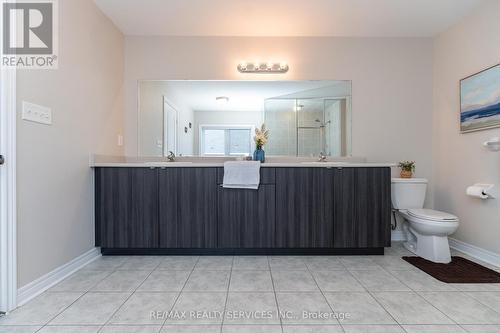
(2, 0, 58, 69)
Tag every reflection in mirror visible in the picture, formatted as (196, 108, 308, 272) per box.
(138, 80, 351, 157)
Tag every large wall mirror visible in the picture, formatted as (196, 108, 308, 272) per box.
(138, 80, 352, 157)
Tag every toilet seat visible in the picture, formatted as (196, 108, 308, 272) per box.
(405, 212, 459, 232)
(408, 208, 458, 222)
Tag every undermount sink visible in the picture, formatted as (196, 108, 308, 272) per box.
(300, 161, 350, 165)
(143, 161, 193, 165)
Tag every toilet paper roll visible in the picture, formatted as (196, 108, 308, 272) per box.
(466, 185, 488, 199)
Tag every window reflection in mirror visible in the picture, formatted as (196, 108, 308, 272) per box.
(200, 125, 253, 156)
(138, 80, 351, 157)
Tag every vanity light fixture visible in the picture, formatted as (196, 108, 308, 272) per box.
(238, 61, 289, 73)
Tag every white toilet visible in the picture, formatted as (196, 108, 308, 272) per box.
(391, 178, 459, 263)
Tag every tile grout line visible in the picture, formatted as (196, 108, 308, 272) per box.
(345, 257, 463, 328)
(380, 260, 461, 293)
(342, 258, 405, 331)
(457, 291, 500, 317)
(32, 257, 130, 332)
(344, 253, 479, 327)
(304, 257, 345, 332)
(220, 256, 234, 333)
(32, 292, 86, 333)
(417, 289, 500, 323)
(159, 255, 201, 332)
(45, 269, 115, 294)
(347, 262, 460, 327)
(411, 291, 462, 326)
(97, 257, 161, 332)
(268, 256, 285, 333)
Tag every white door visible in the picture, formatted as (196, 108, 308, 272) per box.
(0, 61, 17, 314)
(163, 98, 178, 156)
(0, 5, 17, 310)
(0, 66, 5, 315)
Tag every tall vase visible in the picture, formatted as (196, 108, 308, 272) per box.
(253, 147, 265, 163)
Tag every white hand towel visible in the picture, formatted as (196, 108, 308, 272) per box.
(223, 161, 261, 190)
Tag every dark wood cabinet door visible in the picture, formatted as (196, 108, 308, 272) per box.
(95, 167, 159, 248)
(333, 167, 391, 248)
(353, 167, 391, 247)
(218, 185, 276, 248)
(275, 168, 334, 248)
(332, 168, 355, 248)
(158, 168, 217, 248)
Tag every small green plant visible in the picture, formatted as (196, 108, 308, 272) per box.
(398, 161, 416, 172)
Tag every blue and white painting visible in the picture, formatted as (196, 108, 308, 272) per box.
(460, 63, 500, 132)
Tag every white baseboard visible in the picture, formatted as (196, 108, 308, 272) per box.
(17, 248, 100, 307)
(449, 238, 500, 268)
(391, 230, 406, 241)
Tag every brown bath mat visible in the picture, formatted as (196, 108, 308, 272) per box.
(402, 256, 500, 283)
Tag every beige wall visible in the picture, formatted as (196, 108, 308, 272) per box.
(125, 36, 434, 203)
(16, 0, 124, 287)
(432, 1, 500, 254)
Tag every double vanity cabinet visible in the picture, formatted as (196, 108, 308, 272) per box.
(94, 165, 391, 255)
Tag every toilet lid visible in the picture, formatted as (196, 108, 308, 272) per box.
(408, 209, 458, 222)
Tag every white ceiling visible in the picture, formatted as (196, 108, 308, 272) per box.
(95, 0, 483, 37)
(160, 80, 350, 112)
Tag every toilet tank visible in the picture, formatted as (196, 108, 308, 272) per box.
(391, 178, 428, 209)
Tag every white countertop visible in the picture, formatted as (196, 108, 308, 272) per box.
(91, 162, 396, 168)
(90, 155, 396, 168)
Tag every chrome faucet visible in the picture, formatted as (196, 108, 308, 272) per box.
(167, 151, 176, 162)
(318, 152, 327, 162)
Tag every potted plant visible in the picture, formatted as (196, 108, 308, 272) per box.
(398, 161, 415, 178)
(253, 124, 269, 162)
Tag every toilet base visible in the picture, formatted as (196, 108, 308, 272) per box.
(403, 240, 417, 254)
(404, 225, 452, 264)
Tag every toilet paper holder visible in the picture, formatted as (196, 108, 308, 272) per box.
(483, 137, 500, 152)
(466, 183, 496, 199)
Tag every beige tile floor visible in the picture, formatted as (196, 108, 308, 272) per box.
(1, 242, 500, 333)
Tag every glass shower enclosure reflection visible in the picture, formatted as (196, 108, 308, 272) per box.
(264, 96, 351, 157)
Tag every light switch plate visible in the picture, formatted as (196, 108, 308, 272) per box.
(117, 134, 124, 147)
(22, 101, 52, 125)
